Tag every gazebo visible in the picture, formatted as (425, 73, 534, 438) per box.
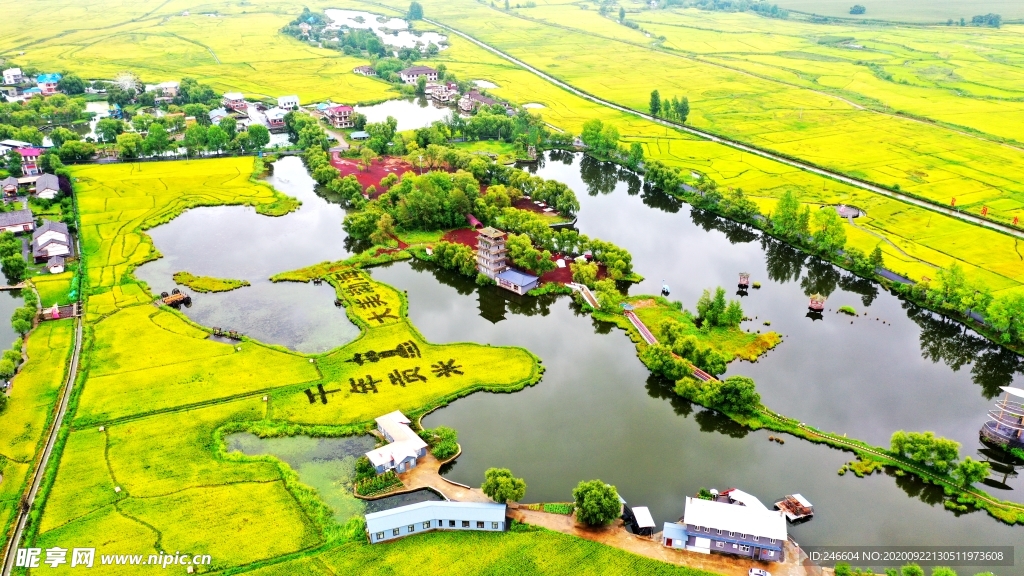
(738, 272, 750, 288)
(808, 293, 826, 311)
(981, 386, 1024, 449)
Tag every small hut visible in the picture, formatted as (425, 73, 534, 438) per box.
(808, 293, 826, 311)
(738, 272, 750, 288)
(48, 303, 61, 320)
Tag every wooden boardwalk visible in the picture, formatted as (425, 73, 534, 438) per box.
(568, 282, 600, 308)
(624, 310, 658, 345)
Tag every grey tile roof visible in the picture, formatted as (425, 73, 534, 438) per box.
(0, 208, 33, 228)
(35, 173, 59, 192)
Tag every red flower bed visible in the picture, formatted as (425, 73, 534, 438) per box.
(512, 197, 554, 215)
(330, 154, 415, 197)
(441, 228, 480, 248)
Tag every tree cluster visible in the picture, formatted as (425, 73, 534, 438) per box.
(889, 430, 990, 486)
(506, 232, 556, 275)
(431, 241, 477, 276)
(659, 320, 731, 375)
(649, 90, 689, 123)
(676, 374, 761, 415)
(418, 425, 458, 459)
(971, 13, 1001, 27)
(572, 480, 621, 526)
(696, 287, 744, 329)
(481, 468, 527, 503)
(0, 232, 27, 285)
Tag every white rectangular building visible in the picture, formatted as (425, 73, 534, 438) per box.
(366, 501, 507, 543)
(3, 68, 23, 85)
(277, 95, 300, 110)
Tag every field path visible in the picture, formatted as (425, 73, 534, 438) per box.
(1, 318, 83, 576)
(426, 17, 1024, 242)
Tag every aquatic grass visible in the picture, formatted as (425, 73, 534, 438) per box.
(172, 271, 250, 293)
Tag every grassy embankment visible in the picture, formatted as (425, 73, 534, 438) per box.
(20, 157, 677, 576)
(172, 271, 250, 293)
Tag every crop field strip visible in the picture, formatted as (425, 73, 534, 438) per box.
(20, 158, 556, 573)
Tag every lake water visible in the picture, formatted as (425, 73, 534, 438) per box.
(134, 157, 360, 352)
(354, 97, 455, 132)
(136, 153, 1024, 571)
(323, 9, 447, 51)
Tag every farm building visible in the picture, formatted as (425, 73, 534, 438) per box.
(662, 490, 787, 562)
(1, 176, 19, 197)
(32, 220, 71, 263)
(265, 108, 287, 131)
(47, 256, 65, 274)
(325, 104, 354, 128)
(36, 73, 61, 95)
(16, 148, 42, 176)
(2, 68, 22, 85)
(0, 209, 35, 234)
(365, 411, 428, 475)
(496, 269, 539, 296)
(353, 66, 377, 77)
(277, 95, 300, 109)
(366, 501, 507, 543)
(222, 92, 247, 111)
(208, 108, 230, 124)
(399, 65, 438, 84)
(34, 173, 60, 199)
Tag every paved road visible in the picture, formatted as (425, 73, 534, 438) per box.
(426, 18, 1024, 241)
(1, 319, 83, 574)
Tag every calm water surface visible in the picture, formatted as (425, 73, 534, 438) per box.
(137, 153, 1023, 570)
(354, 98, 455, 132)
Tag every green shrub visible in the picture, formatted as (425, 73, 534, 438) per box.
(838, 305, 857, 315)
(356, 470, 401, 496)
(572, 479, 620, 526)
(354, 455, 376, 483)
(0, 359, 15, 379)
(432, 440, 459, 460)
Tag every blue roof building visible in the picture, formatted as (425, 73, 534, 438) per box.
(365, 501, 507, 543)
(36, 73, 62, 84)
(496, 269, 539, 296)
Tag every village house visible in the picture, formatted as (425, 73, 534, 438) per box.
(208, 107, 230, 124)
(47, 256, 65, 274)
(36, 73, 62, 96)
(277, 95, 300, 110)
(2, 68, 23, 85)
(324, 104, 354, 128)
(365, 411, 428, 475)
(265, 108, 287, 131)
(661, 489, 787, 563)
(1, 176, 19, 198)
(0, 209, 35, 234)
(496, 269, 539, 295)
(149, 81, 179, 103)
(32, 220, 71, 265)
(399, 65, 438, 84)
(366, 501, 507, 544)
(458, 90, 502, 114)
(427, 82, 459, 104)
(222, 92, 247, 112)
(34, 173, 61, 200)
(16, 148, 42, 176)
(353, 65, 377, 77)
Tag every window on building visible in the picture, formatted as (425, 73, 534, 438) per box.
(729, 531, 735, 537)
(462, 521, 470, 528)
(376, 532, 384, 540)
(408, 525, 415, 532)
(753, 536, 759, 542)
(449, 520, 456, 527)
(393, 528, 400, 536)
(703, 526, 710, 532)
(769, 538, 776, 544)
(476, 521, 484, 528)
(716, 529, 723, 535)
(716, 541, 724, 549)
(423, 521, 431, 529)
(740, 545, 750, 552)
(492, 522, 499, 529)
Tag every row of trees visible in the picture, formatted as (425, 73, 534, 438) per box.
(480, 467, 624, 528)
(648, 90, 690, 123)
(890, 430, 990, 487)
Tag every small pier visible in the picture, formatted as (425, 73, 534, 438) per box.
(568, 282, 600, 309)
(775, 494, 814, 522)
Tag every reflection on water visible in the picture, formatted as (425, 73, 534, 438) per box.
(354, 97, 455, 132)
(134, 156, 359, 352)
(324, 9, 447, 51)
(226, 432, 374, 522)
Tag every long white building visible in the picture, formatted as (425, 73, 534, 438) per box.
(366, 501, 507, 543)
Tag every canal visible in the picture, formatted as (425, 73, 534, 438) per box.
(137, 154, 1023, 571)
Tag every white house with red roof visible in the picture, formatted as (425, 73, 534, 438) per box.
(324, 104, 354, 128)
(365, 411, 428, 474)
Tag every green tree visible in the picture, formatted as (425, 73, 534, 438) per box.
(713, 376, 760, 415)
(627, 142, 644, 169)
(416, 75, 428, 96)
(57, 73, 86, 95)
(811, 207, 846, 254)
(619, 6, 626, 21)
(572, 480, 621, 526)
(6, 151, 23, 177)
(205, 125, 229, 154)
(570, 261, 598, 288)
(649, 89, 661, 116)
(481, 468, 527, 503)
(1, 255, 26, 284)
(676, 96, 689, 123)
(143, 123, 171, 156)
(930, 569, 957, 576)
(116, 132, 144, 159)
(640, 344, 689, 381)
(248, 124, 270, 150)
(408, 1, 424, 19)
(900, 564, 924, 576)
(952, 457, 990, 487)
(58, 141, 95, 162)
(219, 116, 238, 140)
(890, 431, 960, 473)
(182, 123, 208, 157)
(96, 118, 124, 143)
(49, 127, 79, 149)
(869, 246, 884, 269)
(0, 358, 14, 379)
(771, 190, 803, 238)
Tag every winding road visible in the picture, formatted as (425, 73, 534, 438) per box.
(426, 18, 1024, 241)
